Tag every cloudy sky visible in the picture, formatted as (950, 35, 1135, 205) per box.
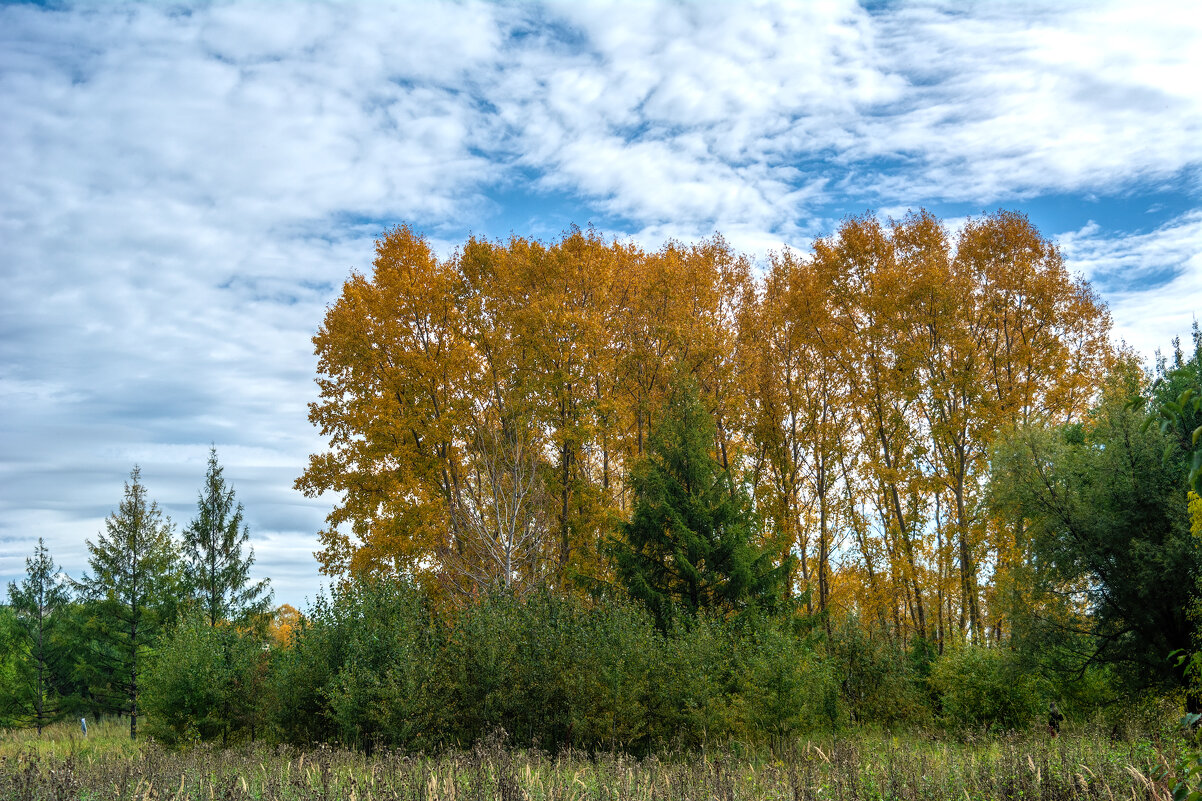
(2, 0, 1199, 609)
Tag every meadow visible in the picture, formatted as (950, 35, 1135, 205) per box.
(0, 717, 1188, 801)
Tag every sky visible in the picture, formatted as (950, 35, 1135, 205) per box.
(2, 0, 1200, 610)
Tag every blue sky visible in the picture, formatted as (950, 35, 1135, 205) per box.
(2, 0, 1199, 608)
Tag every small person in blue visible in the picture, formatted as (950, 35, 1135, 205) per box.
(80, 717, 87, 737)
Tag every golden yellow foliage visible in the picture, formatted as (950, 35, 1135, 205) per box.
(269, 603, 302, 647)
(297, 212, 1113, 629)
(1189, 491, 1202, 538)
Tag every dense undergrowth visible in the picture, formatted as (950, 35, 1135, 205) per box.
(135, 581, 1164, 754)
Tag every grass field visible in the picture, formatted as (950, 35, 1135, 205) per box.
(0, 718, 1189, 800)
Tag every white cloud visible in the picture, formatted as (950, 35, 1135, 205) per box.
(1059, 210, 1202, 358)
(1, 0, 1200, 606)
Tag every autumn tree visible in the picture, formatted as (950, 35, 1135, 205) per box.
(811, 215, 933, 639)
(795, 211, 1111, 644)
(77, 466, 181, 740)
(959, 211, 1112, 639)
(298, 213, 1112, 630)
(268, 603, 302, 647)
(741, 250, 850, 619)
(516, 230, 626, 583)
(298, 226, 473, 589)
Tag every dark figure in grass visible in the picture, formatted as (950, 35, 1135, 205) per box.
(1048, 701, 1064, 737)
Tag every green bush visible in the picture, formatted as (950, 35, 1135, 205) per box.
(928, 644, 1045, 730)
(142, 611, 268, 746)
(254, 577, 1136, 752)
(550, 597, 657, 751)
(436, 590, 660, 752)
(824, 616, 927, 726)
(0, 607, 29, 728)
(644, 615, 737, 749)
(737, 616, 840, 741)
(267, 593, 347, 745)
(325, 578, 440, 751)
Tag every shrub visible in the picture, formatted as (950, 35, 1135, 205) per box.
(645, 614, 738, 749)
(824, 615, 927, 726)
(143, 611, 268, 746)
(267, 592, 347, 745)
(738, 615, 840, 741)
(928, 644, 1046, 730)
(324, 578, 441, 750)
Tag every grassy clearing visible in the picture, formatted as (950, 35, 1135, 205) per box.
(0, 718, 139, 762)
(0, 721, 1187, 801)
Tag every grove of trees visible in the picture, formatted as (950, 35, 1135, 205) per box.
(298, 209, 1113, 649)
(2, 209, 1199, 750)
(1, 452, 272, 738)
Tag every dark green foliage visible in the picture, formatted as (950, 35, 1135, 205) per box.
(437, 590, 659, 752)
(261, 579, 850, 754)
(184, 448, 272, 627)
(75, 466, 183, 740)
(0, 606, 26, 727)
(265, 593, 344, 746)
(1149, 324, 1202, 494)
(324, 579, 439, 750)
(6, 539, 71, 732)
(737, 617, 836, 743)
(612, 380, 792, 628)
(644, 615, 738, 748)
(142, 611, 269, 746)
(53, 599, 122, 721)
(552, 597, 659, 750)
(267, 578, 440, 749)
(992, 374, 1200, 697)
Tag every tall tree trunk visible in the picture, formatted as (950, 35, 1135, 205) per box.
(953, 462, 982, 640)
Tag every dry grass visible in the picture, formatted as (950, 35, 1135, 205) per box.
(0, 721, 1185, 801)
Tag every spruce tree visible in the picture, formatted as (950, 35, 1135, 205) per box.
(612, 379, 791, 628)
(78, 466, 181, 740)
(7, 538, 70, 733)
(184, 448, 272, 627)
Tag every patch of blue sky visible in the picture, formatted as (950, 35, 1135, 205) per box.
(0, 0, 67, 10)
(298, 279, 335, 295)
(1022, 187, 1198, 236)
(478, 178, 623, 244)
(891, 184, 1197, 242)
(505, 8, 589, 54)
(316, 212, 410, 242)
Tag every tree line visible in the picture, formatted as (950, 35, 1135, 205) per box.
(299, 209, 1114, 646)
(2, 210, 1198, 748)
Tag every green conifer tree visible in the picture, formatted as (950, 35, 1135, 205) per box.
(77, 466, 181, 740)
(612, 379, 792, 628)
(7, 538, 70, 733)
(184, 448, 272, 627)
